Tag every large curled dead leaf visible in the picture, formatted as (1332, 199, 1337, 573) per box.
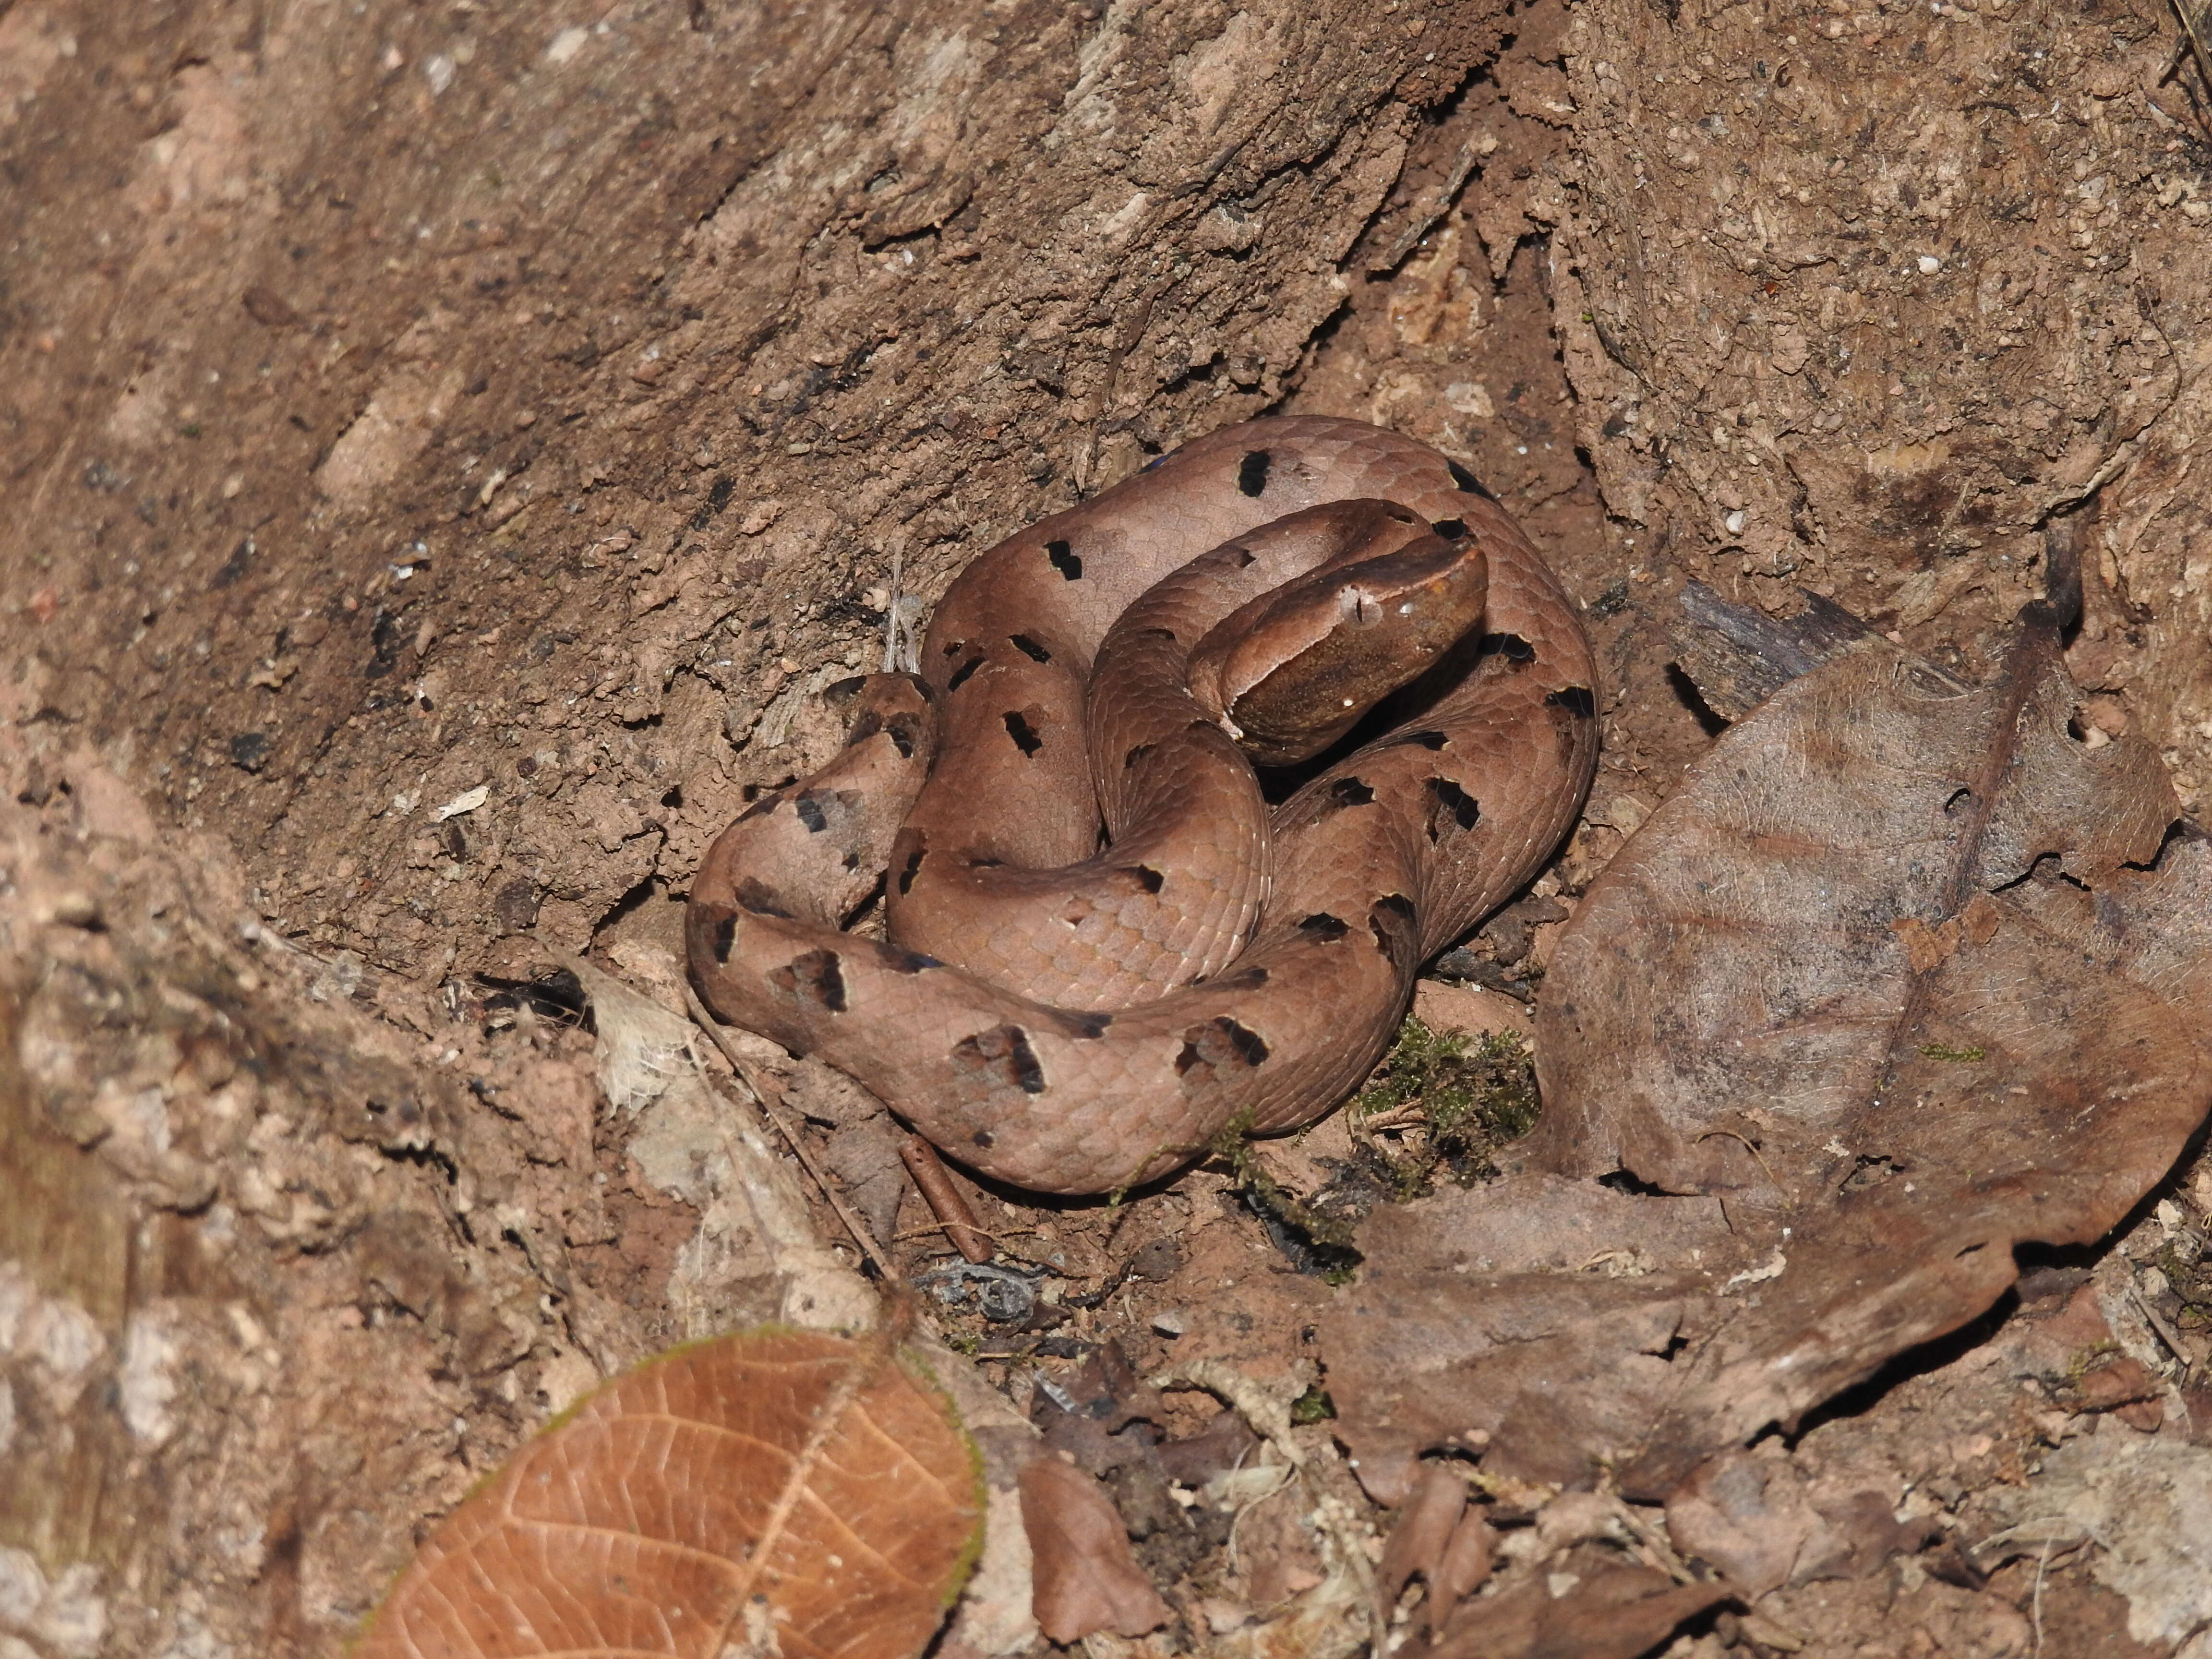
(1327, 608, 2212, 1499)
(356, 1326, 984, 1659)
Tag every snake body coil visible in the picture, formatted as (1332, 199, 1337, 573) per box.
(687, 417, 1598, 1194)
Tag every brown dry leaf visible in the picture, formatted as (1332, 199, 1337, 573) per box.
(1376, 1462, 1468, 1627)
(1327, 610, 2212, 1501)
(1424, 1548, 1731, 1659)
(1375, 1462, 1497, 1637)
(355, 1326, 984, 1659)
(1018, 1454, 1174, 1644)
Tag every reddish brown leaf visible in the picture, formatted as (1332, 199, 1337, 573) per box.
(1327, 618, 2212, 1501)
(1425, 1549, 1730, 1659)
(1018, 1454, 1173, 1643)
(356, 1326, 984, 1659)
(1376, 1462, 1470, 1623)
(1432, 1509, 1499, 1624)
(1376, 1463, 1498, 1638)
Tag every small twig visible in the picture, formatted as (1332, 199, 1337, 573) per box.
(684, 984, 899, 1281)
(881, 546, 924, 673)
(2131, 1285, 2191, 1372)
(2032, 1534, 2053, 1657)
(1072, 277, 1170, 493)
(1602, 1494, 1699, 1587)
(2173, 0, 2212, 95)
(890, 1221, 1039, 1249)
(899, 1135, 995, 1263)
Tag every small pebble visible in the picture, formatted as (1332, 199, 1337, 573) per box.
(43, 891, 103, 929)
(1151, 1310, 1186, 1338)
(1128, 1237, 1184, 1282)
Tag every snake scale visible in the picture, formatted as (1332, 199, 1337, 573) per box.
(686, 417, 1599, 1195)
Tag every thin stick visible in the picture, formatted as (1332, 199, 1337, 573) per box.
(1695, 1127, 1791, 1205)
(899, 1135, 996, 1264)
(2031, 1535, 2053, 1657)
(684, 983, 899, 1281)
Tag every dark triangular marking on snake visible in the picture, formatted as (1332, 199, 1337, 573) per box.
(1331, 777, 1375, 807)
(1477, 632, 1536, 664)
(1010, 634, 1052, 662)
(1368, 893, 1417, 962)
(847, 709, 920, 758)
(948, 656, 983, 691)
(1219, 1018, 1268, 1064)
(1298, 912, 1350, 941)
(1447, 458, 1497, 500)
(1003, 710, 1043, 755)
(951, 1023, 1047, 1094)
(734, 878, 794, 918)
(1426, 777, 1480, 835)
(772, 948, 847, 1012)
(1548, 685, 1598, 718)
(1175, 1015, 1271, 1079)
(794, 793, 829, 832)
(1046, 540, 1082, 579)
(1237, 450, 1273, 497)
(708, 911, 736, 963)
(1430, 517, 1468, 540)
(897, 843, 927, 895)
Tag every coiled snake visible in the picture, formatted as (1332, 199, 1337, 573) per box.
(686, 417, 1598, 1194)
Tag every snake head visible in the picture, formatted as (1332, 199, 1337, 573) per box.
(1191, 525, 1491, 767)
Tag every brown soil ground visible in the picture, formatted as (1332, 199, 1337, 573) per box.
(4, 0, 2211, 1654)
